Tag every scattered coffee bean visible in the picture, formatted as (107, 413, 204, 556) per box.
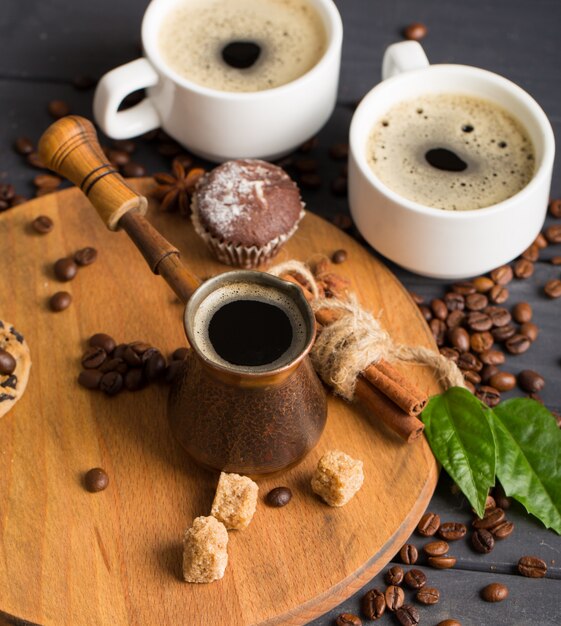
(157, 141, 182, 157)
(549, 198, 561, 217)
(265, 486, 292, 507)
(144, 351, 166, 380)
(463, 370, 481, 385)
(519, 321, 539, 342)
(440, 347, 459, 362)
(489, 283, 509, 304)
(400, 543, 418, 565)
(437, 621, 462, 626)
(457, 352, 482, 372)
(31, 215, 54, 234)
(74, 247, 98, 266)
(332, 249, 348, 264)
(473, 276, 494, 293)
(471, 528, 495, 553)
(89, 333, 116, 354)
(403, 22, 427, 40)
(505, 333, 531, 355)
(122, 161, 147, 178)
(423, 540, 449, 556)
(448, 327, 470, 352)
(475, 385, 501, 408)
(395, 604, 419, 626)
(491, 324, 516, 342)
(428, 555, 456, 569)
(480, 364, 499, 384)
(99, 357, 127, 374)
(331, 212, 353, 230)
(385, 565, 404, 586)
(123, 346, 142, 367)
(419, 305, 432, 322)
(0, 349, 16, 375)
(385, 585, 405, 612)
(430, 318, 446, 346)
(107, 149, 130, 166)
(489, 371, 516, 392)
(417, 511, 441, 536)
(485, 305, 511, 327)
(81, 347, 107, 369)
(466, 293, 488, 311)
(49, 290, 72, 312)
(544, 279, 561, 298)
(335, 614, 361, 626)
(73, 74, 97, 90)
(438, 522, 466, 541)
(517, 555, 547, 578)
(512, 302, 532, 323)
(124, 368, 145, 391)
(100, 371, 124, 395)
(165, 360, 183, 383)
(14, 136, 34, 155)
(494, 484, 511, 510)
(481, 582, 509, 603)
(517, 369, 545, 393)
(404, 568, 426, 589)
(299, 173, 321, 189)
(466, 311, 492, 332)
(490, 265, 513, 285)
(26, 152, 46, 169)
(431, 298, 448, 320)
(172, 347, 189, 360)
(33, 173, 61, 189)
(298, 136, 318, 152)
(416, 586, 440, 605)
(331, 176, 348, 196)
(545, 224, 561, 243)
(54, 257, 78, 282)
(361, 588, 385, 620)
(514, 258, 534, 279)
(84, 467, 109, 492)
(78, 369, 103, 390)
(551, 256, 561, 265)
(470, 331, 493, 353)
(521, 243, 540, 262)
(491, 520, 514, 539)
(48, 99, 71, 119)
(329, 143, 349, 160)
(444, 291, 465, 311)
(473, 507, 505, 530)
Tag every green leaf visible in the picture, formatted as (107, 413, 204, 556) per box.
(492, 398, 561, 534)
(421, 387, 495, 517)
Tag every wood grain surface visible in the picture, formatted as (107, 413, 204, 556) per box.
(0, 180, 440, 626)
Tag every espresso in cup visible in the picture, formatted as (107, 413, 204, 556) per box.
(158, 0, 327, 92)
(366, 93, 535, 211)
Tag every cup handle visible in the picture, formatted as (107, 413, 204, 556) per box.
(381, 41, 429, 80)
(93, 58, 161, 139)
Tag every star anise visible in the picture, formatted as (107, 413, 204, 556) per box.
(152, 160, 205, 216)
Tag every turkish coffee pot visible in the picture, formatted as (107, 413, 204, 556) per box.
(38, 116, 327, 477)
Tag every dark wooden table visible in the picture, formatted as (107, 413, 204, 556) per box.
(1, 1, 560, 624)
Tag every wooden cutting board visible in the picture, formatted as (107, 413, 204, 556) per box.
(0, 180, 440, 626)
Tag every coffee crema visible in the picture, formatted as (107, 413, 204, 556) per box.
(158, 0, 327, 93)
(366, 93, 535, 211)
(192, 282, 307, 372)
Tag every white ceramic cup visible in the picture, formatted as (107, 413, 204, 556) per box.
(93, 0, 342, 162)
(348, 41, 555, 279)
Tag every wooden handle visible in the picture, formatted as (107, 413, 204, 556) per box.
(38, 115, 147, 231)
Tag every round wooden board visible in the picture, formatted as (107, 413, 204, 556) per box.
(0, 180, 440, 626)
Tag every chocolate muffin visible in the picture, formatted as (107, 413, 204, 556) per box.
(191, 159, 305, 268)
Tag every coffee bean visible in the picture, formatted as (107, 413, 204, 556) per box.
(122, 161, 147, 178)
(440, 347, 459, 362)
(84, 467, 109, 492)
(14, 136, 34, 155)
(81, 347, 107, 369)
(417, 512, 441, 536)
(488, 284, 509, 304)
(431, 298, 448, 320)
(54, 257, 78, 282)
(491, 265, 513, 285)
(552, 256, 561, 265)
(331, 212, 352, 230)
(145, 351, 166, 380)
(473, 276, 494, 293)
(521, 243, 540, 262)
(471, 528, 495, 553)
(517, 369, 545, 393)
(403, 22, 427, 40)
(419, 305, 432, 322)
(475, 385, 501, 407)
(73, 74, 97, 90)
(513, 258, 534, 279)
(512, 302, 532, 324)
(400, 543, 418, 565)
(519, 322, 539, 342)
(124, 368, 145, 391)
(489, 371, 516, 392)
(164, 360, 183, 383)
(100, 371, 123, 395)
(481, 582, 509, 603)
(107, 149, 130, 167)
(423, 540, 449, 556)
(11, 195, 27, 207)
(428, 555, 456, 569)
(430, 318, 446, 346)
(113, 139, 137, 154)
(131, 342, 153, 356)
(123, 346, 142, 367)
(332, 249, 348, 264)
(335, 614, 361, 626)
(31, 215, 54, 234)
(457, 352, 482, 372)
(33, 174, 61, 190)
(447, 327, 469, 352)
(438, 522, 466, 541)
(361, 588, 385, 620)
(544, 279, 561, 298)
(466, 293, 488, 311)
(463, 370, 481, 385)
(545, 224, 561, 243)
(48, 99, 71, 119)
(534, 233, 548, 249)
(78, 369, 103, 390)
(0, 349, 16, 375)
(49, 291, 72, 312)
(265, 486, 292, 508)
(331, 176, 348, 196)
(491, 520, 514, 539)
(549, 198, 561, 217)
(26, 152, 46, 169)
(74, 247, 98, 266)
(493, 484, 511, 510)
(172, 347, 189, 361)
(446, 310, 465, 329)
(385, 565, 404, 586)
(157, 141, 182, 157)
(518, 555, 547, 578)
(505, 333, 531, 355)
(444, 291, 465, 311)
(385, 585, 405, 612)
(89, 333, 116, 354)
(485, 306, 512, 327)
(404, 568, 426, 589)
(409, 291, 424, 305)
(452, 281, 476, 295)
(328, 143, 349, 160)
(483, 494, 497, 511)
(491, 324, 516, 342)
(395, 604, 419, 626)
(437, 621, 461, 626)
(416, 586, 440, 605)
(480, 364, 499, 384)
(294, 158, 318, 173)
(466, 311, 492, 332)
(479, 349, 505, 366)
(473, 507, 506, 530)
(99, 357, 127, 374)
(470, 332, 493, 353)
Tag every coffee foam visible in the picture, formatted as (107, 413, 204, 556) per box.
(366, 93, 535, 211)
(192, 282, 308, 372)
(158, 0, 327, 92)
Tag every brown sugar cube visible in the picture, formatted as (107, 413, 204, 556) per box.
(182, 516, 228, 583)
(211, 472, 259, 530)
(311, 450, 364, 507)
